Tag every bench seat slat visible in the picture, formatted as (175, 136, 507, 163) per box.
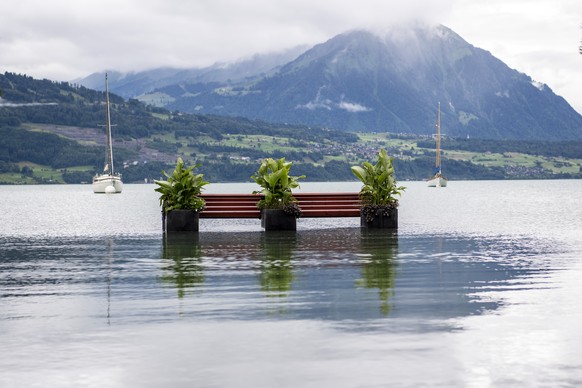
(301, 209, 361, 217)
(200, 211, 261, 218)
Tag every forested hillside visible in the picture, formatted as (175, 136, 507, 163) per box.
(0, 72, 360, 183)
(1, 72, 581, 185)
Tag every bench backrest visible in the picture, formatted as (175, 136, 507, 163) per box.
(199, 192, 361, 218)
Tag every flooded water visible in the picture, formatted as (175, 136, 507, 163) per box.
(1, 180, 582, 387)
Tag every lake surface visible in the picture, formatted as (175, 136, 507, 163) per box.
(1, 180, 582, 387)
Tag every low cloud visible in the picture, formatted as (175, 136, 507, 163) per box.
(338, 101, 372, 113)
(296, 94, 372, 113)
(0, 99, 58, 107)
(0, 0, 454, 81)
(297, 100, 334, 111)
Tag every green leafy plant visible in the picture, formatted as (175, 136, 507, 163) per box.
(351, 149, 406, 221)
(154, 157, 208, 213)
(251, 157, 305, 216)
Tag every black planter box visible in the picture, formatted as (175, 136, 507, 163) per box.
(361, 208, 398, 229)
(164, 210, 200, 232)
(261, 209, 297, 231)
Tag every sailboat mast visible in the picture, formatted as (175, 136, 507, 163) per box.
(105, 74, 114, 175)
(435, 101, 441, 170)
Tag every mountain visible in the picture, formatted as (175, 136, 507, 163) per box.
(75, 45, 308, 98)
(131, 25, 582, 141)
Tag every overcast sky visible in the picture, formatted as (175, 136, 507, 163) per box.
(1, 0, 581, 113)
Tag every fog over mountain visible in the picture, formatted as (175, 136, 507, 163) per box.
(76, 45, 308, 98)
(78, 24, 582, 141)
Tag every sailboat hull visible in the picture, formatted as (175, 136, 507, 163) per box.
(427, 176, 448, 187)
(92, 174, 123, 193)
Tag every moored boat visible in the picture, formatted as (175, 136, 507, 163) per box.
(93, 74, 123, 194)
(427, 101, 448, 188)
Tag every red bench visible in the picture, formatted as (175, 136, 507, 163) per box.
(199, 192, 361, 219)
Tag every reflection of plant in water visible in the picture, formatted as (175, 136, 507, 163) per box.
(357, 230, 398, 315)
(160, 233, 204, 299)
(259, 232, 296, 297)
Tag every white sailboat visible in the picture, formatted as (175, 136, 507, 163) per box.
(427, 101, 448, 187)
(93, 74, 123, 194)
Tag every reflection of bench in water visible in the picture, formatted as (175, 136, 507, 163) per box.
(199, 192, 361, 219)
